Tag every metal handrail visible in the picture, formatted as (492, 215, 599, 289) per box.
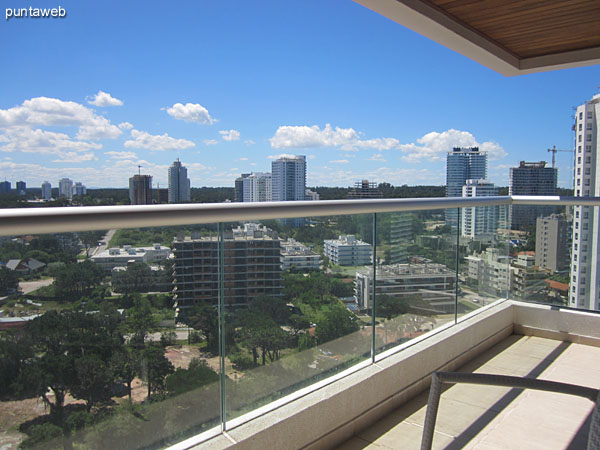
(0, 195, 598, 236)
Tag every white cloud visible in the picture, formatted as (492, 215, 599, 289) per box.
(124, 129, 195, 151)
(220, 129, 240, 141)
(87, 91, 123, 107)
(398, 129, 506, 162)
(368, 153, 387, 162)
(268, 153, 300, 160)
(166, 102, 216, 125)
(308, 154, 316, 160)
(52, 152, 98, 163)
(329, 159, 349, 164)
(238, 157, 248, 161)
(0, 96, 122, 141)
(105, 151, 137, 159)
(0, 127, 101, 154)
(118, 122, 134, 130)
(270, 124, 359, 149)
(203, 139, 218, 146)
(269, 124, 506, 162)
(244, 139, 255, 145)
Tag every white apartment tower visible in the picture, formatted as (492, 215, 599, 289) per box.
(272, 155, 306, 227)
(446, 147, 487, 228)
(570, 93, 600, 310)
(58, 178, 73, 200)
(242, 172, 272, 202)
(41, 181, 52, 200)
(168, 158, 191, 203)
(271, 155, 306, 202)
(461, 179, 498, 237)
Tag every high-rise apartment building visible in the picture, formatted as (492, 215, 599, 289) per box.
(509, 161, 558, 230)
(172, 224, 283, 321)
(272, 155, 306, 227)
(41, 181, 52, 200)
(446, 147, 487, 228)
(58, 178, 73, 200)
(242, 172, 272, 202)
(570, 93, 600, 310)
(129, 174, 153, 205)
(536, 214, 570, 273)
(74, 182, 86, 197)
(0, 181, 11, 194)
(15, 181, 26, 196)
(168, 158, 191, 203)
(461, 179, 499, 237)
(234, 173, 251, 202)
(347, 180, 383, 199)
(271, 155, 306, 202)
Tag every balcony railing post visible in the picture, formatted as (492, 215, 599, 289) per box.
(455, 207, 460, 324)
(218, 223, 227, 431)
(371, 213, 377, 363)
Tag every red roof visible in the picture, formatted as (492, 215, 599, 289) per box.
(545, 279, 569, 292)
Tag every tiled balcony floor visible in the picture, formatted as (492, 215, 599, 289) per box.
(336, 335, 600, 450)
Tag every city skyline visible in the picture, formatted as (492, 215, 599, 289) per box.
(1, 1, 598, 190)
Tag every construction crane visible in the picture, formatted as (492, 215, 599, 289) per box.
(547, 145, 573, 168)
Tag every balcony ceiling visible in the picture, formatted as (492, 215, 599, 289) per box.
(354, 0, 600, 76)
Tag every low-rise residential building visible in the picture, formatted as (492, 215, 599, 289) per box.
(91, 244, 171, 270)
(511, 253, 551, 300)
(324, 235, 371, 266)
(5, 258, 46, 274)
(280, 238, 321, 271)
(355, 262, 456, 313)
(535, 214, 570, 272)
(465, 247, 511, 297)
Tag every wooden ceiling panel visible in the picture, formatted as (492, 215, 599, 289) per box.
(428, 0, 600, 58)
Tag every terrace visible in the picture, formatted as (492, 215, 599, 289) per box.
(1, 195, 599, 450)
(2, 1, 600, 448)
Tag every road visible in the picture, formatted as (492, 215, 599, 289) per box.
(89, 229, 117, 256)
(19, 278, 54, 295)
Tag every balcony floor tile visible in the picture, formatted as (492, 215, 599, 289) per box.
(335, 334, 600, 450)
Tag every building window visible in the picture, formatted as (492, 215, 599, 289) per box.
(578, 146, 582, 153)
(579, 124, 583, 131)
(580, 112, 583, 120)
(579, 135, 582, 142)
(578, 168, 581, 175)
(586, 168, 591, 175)
(586, 145, 591, 151)
(578, 157, 582, 164)
(587, 123, 593, 130)
(587, 134, 592, 141)
(576, 211, 579, 218)
(588, 112, 593, 119)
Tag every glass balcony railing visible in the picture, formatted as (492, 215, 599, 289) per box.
(0, 195, 597, 449)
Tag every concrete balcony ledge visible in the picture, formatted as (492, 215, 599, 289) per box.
(184, 300, 589, 449)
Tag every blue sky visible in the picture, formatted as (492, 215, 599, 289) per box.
(0, 0, 598, 189)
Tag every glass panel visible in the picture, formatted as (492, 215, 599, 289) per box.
(458, 204, 510, 318)
(374, 209, 458, 355)
(0, 226, 220, 449)
(223, 216, 372, 423)
(517, 205, 577, 308)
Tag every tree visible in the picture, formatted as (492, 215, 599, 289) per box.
(165, 358, 218, 396)
(376, 294, 409, 320)
(53, 260, 105, 300)
(78, 231, 105, 258)
(139, 344, 174, 400)
(126, 295, 156, 348)
(112, 262, 153, 294)
(237, 310, 290, 365)
(71, 355, 114, 412)
(315, 304, 360, 344)
(6, 310, 124, 433)
(110, 346, 139, 402)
